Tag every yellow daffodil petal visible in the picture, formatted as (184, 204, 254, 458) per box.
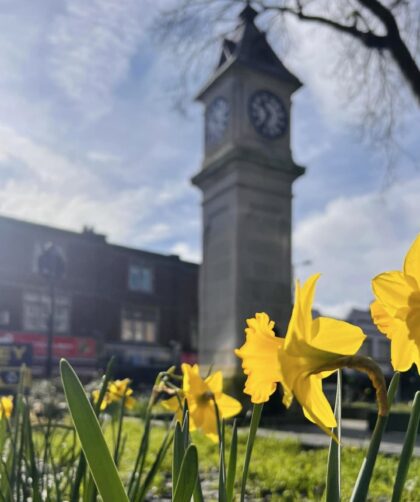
(318, 369, 337, 379)
(294, 375, 336, 430)
(0, 396, 13, 418)
(92, 389, 109, 411)
(192, 403, 218, 442)
(372, 271, 414, 315)
(389, 321, 419, 372)
(310, 317, 366, 356)
(124, 396, 136, 410)
(404, 234, 420, 284)
(370, 300, 394, 338)
(284, 277, 321, 356)
(235, 313, 283, 403)
(407, 305, 420, 343)
(191, 364, 200, 375)
(285, 280, 304, 345)
(205, 371, 223, 394)
(161, 396, 179, 412)
(300, 273, 321, 337)
(216, 393, 242, 419)
(182, 363, 207, 396)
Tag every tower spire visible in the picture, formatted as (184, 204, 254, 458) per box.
(211, 3, 301, 91)
(239, 3, 258, 23)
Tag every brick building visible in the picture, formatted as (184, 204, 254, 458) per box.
(0, 215, 198, 380)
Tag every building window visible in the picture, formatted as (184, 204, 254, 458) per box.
(32, 242, 66, 275)
(23, 292, 70, 334)
(128, 265, 154, 293)
(121, 309, 157, 342)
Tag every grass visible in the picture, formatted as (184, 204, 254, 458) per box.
(79, 417, 420, 501)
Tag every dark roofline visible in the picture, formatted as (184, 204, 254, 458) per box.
(0, 214, 106, 241)
(0, 213, 199, 268)
(109, 243, 199, 268)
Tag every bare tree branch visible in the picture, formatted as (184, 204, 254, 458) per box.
(356, 0, 420, 100)
(258, 0, 420, 100)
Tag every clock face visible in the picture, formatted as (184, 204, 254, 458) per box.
(205, 97, 229, 146)
(248, 90, 288, 139)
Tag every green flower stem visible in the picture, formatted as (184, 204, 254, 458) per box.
(240, 403, 263, 502)
(391, 391, 420, 502)
(318, 355, 389, 418)
(325, 370, 342, 502)
(350, 372, 400, 502)
(113, 395, 126, 466)
(226, 420, 238, 502)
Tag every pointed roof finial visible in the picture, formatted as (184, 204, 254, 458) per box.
(239, 3, 258, 23)
(196, 0, 302, 100)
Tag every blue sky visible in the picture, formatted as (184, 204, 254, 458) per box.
(0, 0, 419, 316)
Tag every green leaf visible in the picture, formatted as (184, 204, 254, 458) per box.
(226, 420, 238, 502)
(325, 370, 342, 502)
(350, 372, 400, 502)
(60, 359, 129, 502)
(172, 422, 184, 498)
(193, 475, 204, 502)
(72, 357, 115, 502)
(182, 407, 190, 451)
(173, 445, 199, 502)
(391, 390, 420, 502)
(240, 403, 263, 502)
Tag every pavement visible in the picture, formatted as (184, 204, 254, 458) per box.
(257, 419, 420, 456)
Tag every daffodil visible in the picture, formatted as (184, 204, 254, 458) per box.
(371, 234, 420, 372)
(108, 379, 136, 410)
(236, 274, 368, 436)
(162, 364, 242, 442)
(0, 395, 13, 419)
(92, 378, 136, 411)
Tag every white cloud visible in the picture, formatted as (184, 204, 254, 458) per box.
(294, 177, 420, 317)
(170, 241, 200, 263)
(87, 150, 122, 164)
(48, 0, 145, 116)
(0, 125, 93, 189)
(0, 124, 199, 253)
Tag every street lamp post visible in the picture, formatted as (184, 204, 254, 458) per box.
(38, 243, 65, 379)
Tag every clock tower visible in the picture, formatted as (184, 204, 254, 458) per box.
(191, 5, 304, 374)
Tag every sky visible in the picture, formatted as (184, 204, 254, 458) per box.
(0, 0, 419, 317)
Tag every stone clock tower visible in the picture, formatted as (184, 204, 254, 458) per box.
(191, 5, 305, 375)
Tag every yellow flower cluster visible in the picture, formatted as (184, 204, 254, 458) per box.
(92, 378, 136, 411)
(163, 363, 242, 442)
